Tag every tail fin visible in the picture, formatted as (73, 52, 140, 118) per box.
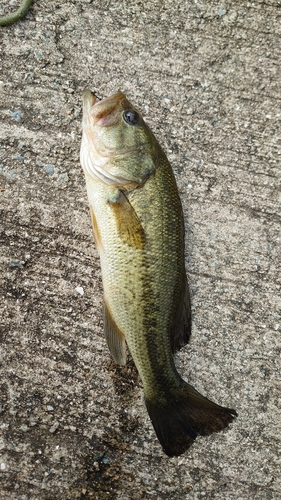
(145, 382, 237, 457)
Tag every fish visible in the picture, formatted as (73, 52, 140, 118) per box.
(80, 89, 237, 457)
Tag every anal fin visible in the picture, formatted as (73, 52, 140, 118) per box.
(104, 300, 127, 365)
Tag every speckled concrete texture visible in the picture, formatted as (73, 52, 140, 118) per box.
(0, 1, 280, 498)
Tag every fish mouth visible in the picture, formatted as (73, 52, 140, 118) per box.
(82, 89, 98, 115)
(82, 89, 126, 127)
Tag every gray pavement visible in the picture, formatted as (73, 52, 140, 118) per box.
(0, 0, 280, 498)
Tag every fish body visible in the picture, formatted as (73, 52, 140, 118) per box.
(80, 90, 236, 456)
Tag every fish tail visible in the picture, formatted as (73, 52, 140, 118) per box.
(145, 382, 237, 457)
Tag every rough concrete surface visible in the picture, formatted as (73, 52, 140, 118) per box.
(0, 0, 280, 498)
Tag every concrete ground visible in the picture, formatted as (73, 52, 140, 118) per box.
(0, 0, 280, 498)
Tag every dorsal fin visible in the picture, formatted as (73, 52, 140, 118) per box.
(170, 272, 191, 353)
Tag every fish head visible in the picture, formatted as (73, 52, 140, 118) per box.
(80, 90, 158, 187)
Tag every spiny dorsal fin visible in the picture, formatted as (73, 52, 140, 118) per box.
(104, 300, 127, 365)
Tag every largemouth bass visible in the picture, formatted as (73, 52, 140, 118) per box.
(80, 90, 237, 457)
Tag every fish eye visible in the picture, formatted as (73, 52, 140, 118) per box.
(123, 110, 139, 125)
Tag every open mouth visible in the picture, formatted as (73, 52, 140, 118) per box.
(82, 89, 127, 126)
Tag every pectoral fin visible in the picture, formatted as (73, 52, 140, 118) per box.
(108, 190, 146, 249)
(104, 300, 127, 365)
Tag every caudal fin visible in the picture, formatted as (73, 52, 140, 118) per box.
(145, 382, 237, 457)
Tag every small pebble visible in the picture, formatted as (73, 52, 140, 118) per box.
(49, 422, 59, 433)
(10, 110, 23, 121)
(9, 260, 23, 268)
